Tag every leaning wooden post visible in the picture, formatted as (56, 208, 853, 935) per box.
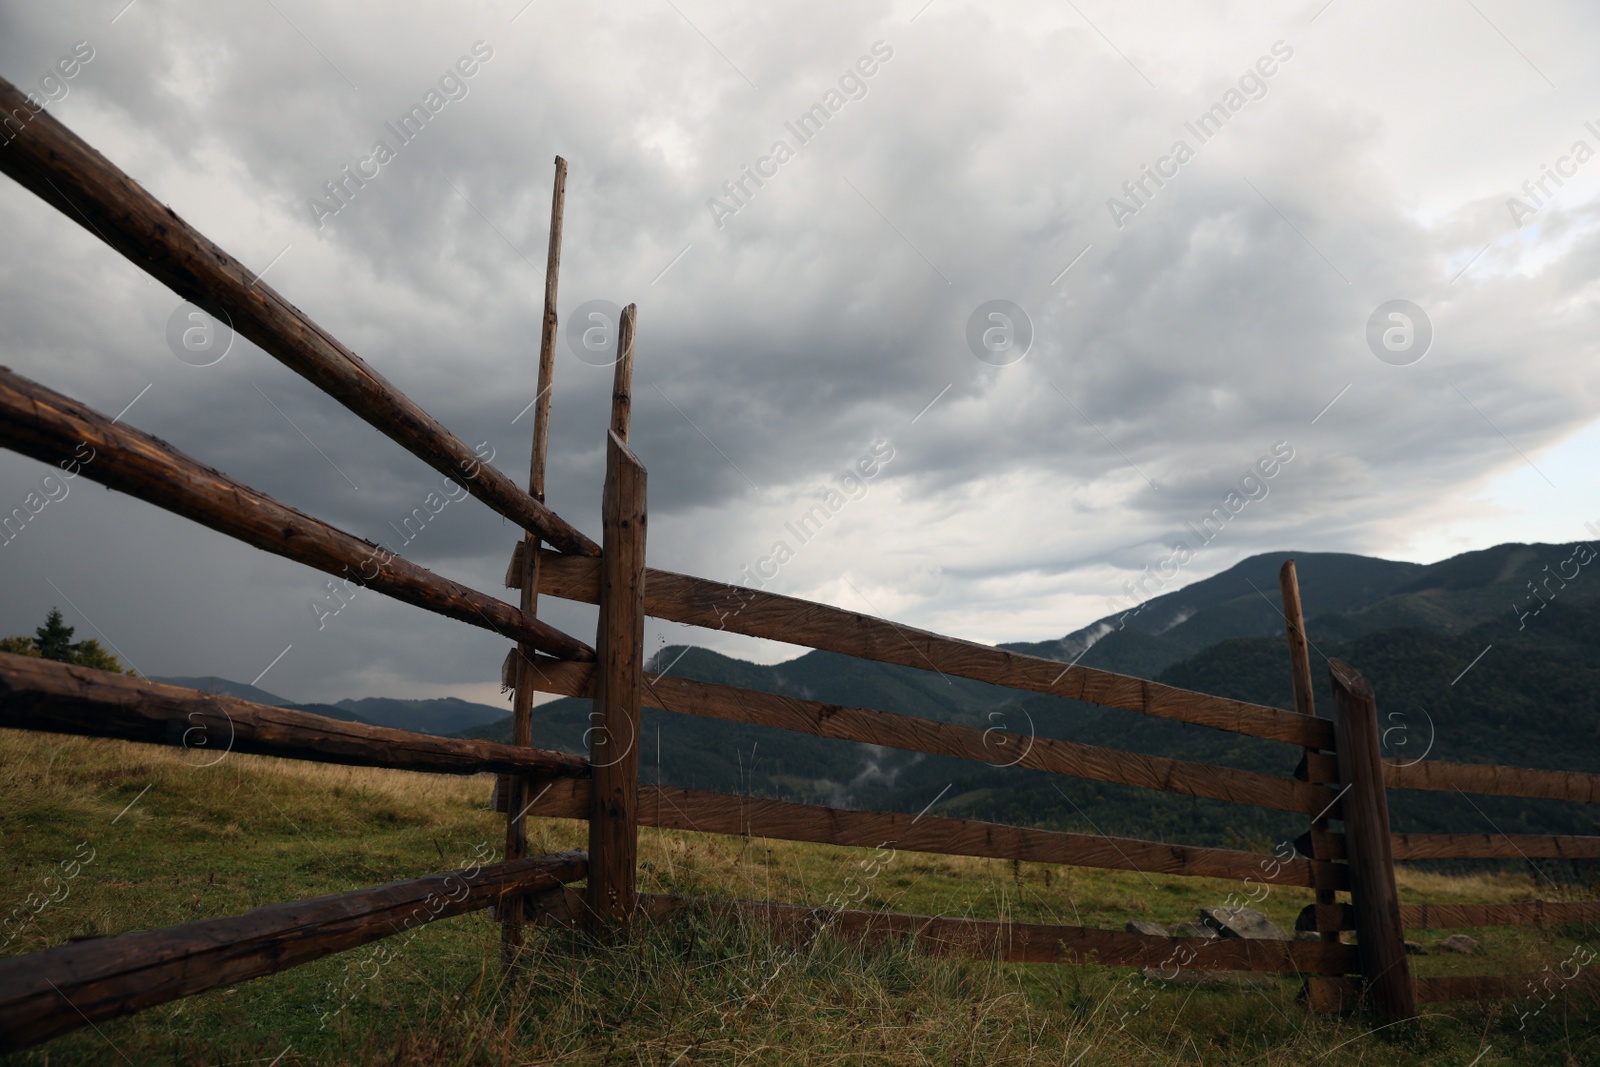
(1278, 560, 1343, 1009)
(500, 156, 568, 964)
(1328, 659, 1416, 1023)
(587, 305, 645, 935)
(1280, 563, 1344, 927)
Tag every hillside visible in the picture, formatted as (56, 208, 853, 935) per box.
(2, 726, 1593, 1064)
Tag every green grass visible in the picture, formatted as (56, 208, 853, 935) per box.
(1, 728, 1597, 1065)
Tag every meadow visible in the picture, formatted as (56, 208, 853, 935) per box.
(2, 727, 1595, 1065)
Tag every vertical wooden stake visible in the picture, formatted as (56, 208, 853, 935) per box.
(586, 428, 646, 934)
(1279, 560, 1344, 1011)
(585, 302, 643, 934)
(610, 304, 636, 443)
(1329, 658, 1416, 1023)
(502, 155, 567, 964)
(1282, 562, 1349, 1008)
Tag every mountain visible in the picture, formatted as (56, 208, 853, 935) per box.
(152, 676, 510, 735)
(329, 696, 509, 736)
(153, 676, 298, 707)
(1018, 543, 1599, 679)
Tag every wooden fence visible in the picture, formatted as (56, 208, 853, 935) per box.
(0, 71, 1597, 1051)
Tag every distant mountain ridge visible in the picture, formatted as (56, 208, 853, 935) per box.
(150, 676, 511, 737)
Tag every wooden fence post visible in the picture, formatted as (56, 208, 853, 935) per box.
(501, 156, 568, 963)
(587, 306, 645, 934)
(1329, 658, 1416, 1023)
(1278, 560, 1344, 1010)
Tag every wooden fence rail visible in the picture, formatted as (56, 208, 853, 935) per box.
(522, 778, 1349, 889)
(0, 654, 588, 779)
(524, 658, 1335, 815)
(1303, 829, 1600, 862)
(532, 552, 1334, 748)
(526, 887, 1359, 974)
(0, 74, 597, 558)
(1386, 759, 1600, 804)
(0, 367, 592, 662)
(0, 851, 587, 1050)
(1300, 900, 1600, 932)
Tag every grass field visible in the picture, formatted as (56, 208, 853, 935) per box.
(2, 728, 1597, 1065)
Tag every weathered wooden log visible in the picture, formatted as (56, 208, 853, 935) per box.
(535, 553, 1334, 748)
(0, 653, 588, 779)
(525, 779, 1348, 889)
(0, 851, 587, 1050)
(586, 429, 646, 933)
(1392, 833, 1600, 861)
(1404, 900, 1600, 929)
(526, 889, 1357, 974)
(1278, 559, 1342, 966)
(1414, 971, 1600, 1004)
(1329, 659, 1415, 1023)
(1386, 759, 1600, 803)
(1301, 899, 1600, 932)
(502, 154, 570, 961)
(0, 74, 597, 558)
(610, 305, 636, 442)
(0, 367, 592, 661)
(523, 658, 1333, 815)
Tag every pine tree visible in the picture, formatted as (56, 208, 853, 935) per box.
(33, 608, 76, 661)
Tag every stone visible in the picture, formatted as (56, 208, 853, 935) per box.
(1170, 922, 1218, 940)
(1404, 940, 1427, 955)
(1295, 930, 1323, 942)
(1125, 919, 1169, 937)
(1438, 934, 1480, 955)
(1198, 905, 1291, 941)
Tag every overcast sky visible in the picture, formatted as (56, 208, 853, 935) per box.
(2, 0, 1599, 706)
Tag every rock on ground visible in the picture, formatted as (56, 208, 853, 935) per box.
(1125, 919, 1169, 937)
(1198, 905, 1291, 941)
(1438, 933, 1480, 955)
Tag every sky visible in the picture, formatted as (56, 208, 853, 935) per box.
(2, 0, 1599, 707)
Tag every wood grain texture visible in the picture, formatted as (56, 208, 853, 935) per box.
(1392, 833, 1600, 861)
(586, 432, 646, 932)
(536, 553, 1333, 748)
(1329, 659, 1415, 1022)
(0, 76, 597, 558)
(524, 658, 1333, 815)
(0, 653, 588, 779)
(0, 851, 587, 1050)
(1403, 901, 1600, 929)
(1386, 759, 1600, 803)
(1414, 971, 1600, 1004)
(610, 305, 636, 443)
(1294, 900, 1600, 932)
(526, 779, 1349, 890)
(0, 368, 592, 661)
(526, 888, 1357, 974)
(1292, 830, 1600, 863)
